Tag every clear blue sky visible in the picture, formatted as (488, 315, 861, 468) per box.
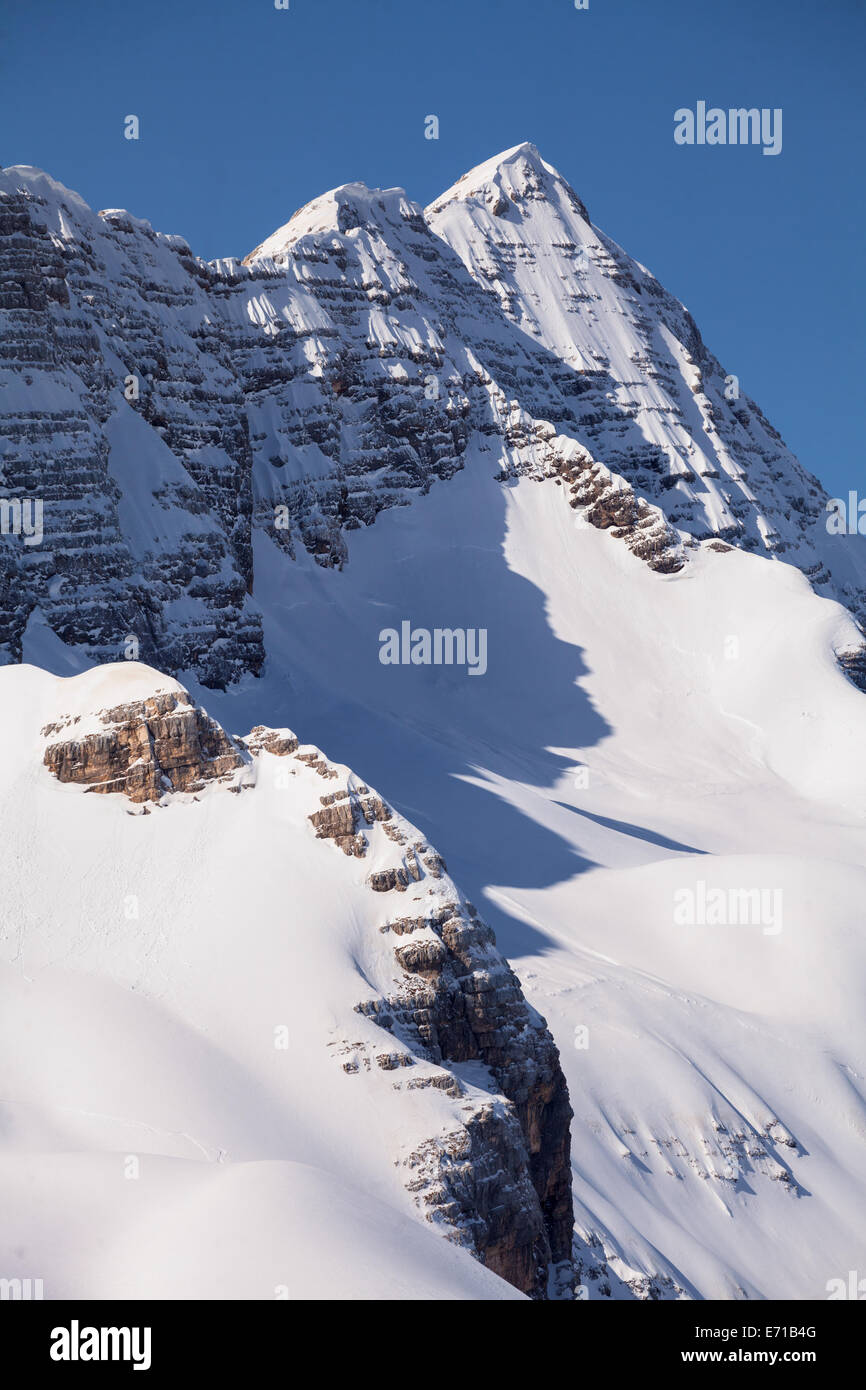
(2, 0, 862, 497)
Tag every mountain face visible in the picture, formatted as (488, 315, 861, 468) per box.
(2, 146, 866, 1303)
(2, 145, 864, 688)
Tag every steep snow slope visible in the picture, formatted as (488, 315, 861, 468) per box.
(171, 441, 866, 1300)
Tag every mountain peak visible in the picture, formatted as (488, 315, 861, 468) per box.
(0, 163, 89, 210)
(427, 142, 590, 224)
(481, 139, 550, 171)
(244, 181, 424, 265)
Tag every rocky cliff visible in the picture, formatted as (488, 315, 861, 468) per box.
(43, 689, 244, 801)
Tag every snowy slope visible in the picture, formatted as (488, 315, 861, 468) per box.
(180, 444, 866, 1300)
(0, 660, 571, 1299)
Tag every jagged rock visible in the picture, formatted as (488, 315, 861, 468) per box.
(309, 797, 366, 856)
(394, 937, 450, 977)
(836, 646, 866, 693)
(368, 868, 400, 892)
(42, 690, 243, 802)
(381, 916, 428, 936)
(243, 726, 299, 756)
(357, 891, 573, 1295)
(405, 1101, 547, 1294)
(294, 749, 339, 779)
(308, 785, 390, 854)
(375, 1052, 414, 1071)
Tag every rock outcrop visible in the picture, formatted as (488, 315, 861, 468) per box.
(836, 644, 866, 693)
(360, 900, 574, 1297)
(309, 786, 392, 856)
(42, 690, 244, 802)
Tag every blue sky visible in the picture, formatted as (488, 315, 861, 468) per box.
(2, 0, 862, 496)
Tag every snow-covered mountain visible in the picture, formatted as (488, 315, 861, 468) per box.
(2, 145, 864, 685)
(1, 145, 865, 1301)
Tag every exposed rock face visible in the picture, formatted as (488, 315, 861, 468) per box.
(361, 902, 573, 1296)
(404, 1100, 549, 1294)
(540, 435, 683, 573)
(0, 176, 261, 687)
(309, 786, 392, 856)
(836, 645, 866, 693)
(241, 725, 299, 757)
(42, 691, 244, 802)
(3, 150, 862, 688)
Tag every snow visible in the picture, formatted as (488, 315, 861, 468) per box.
(104, 406, 223, 559)
(245, 184, 423, 264)
(0, 1151, 521, 1300)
